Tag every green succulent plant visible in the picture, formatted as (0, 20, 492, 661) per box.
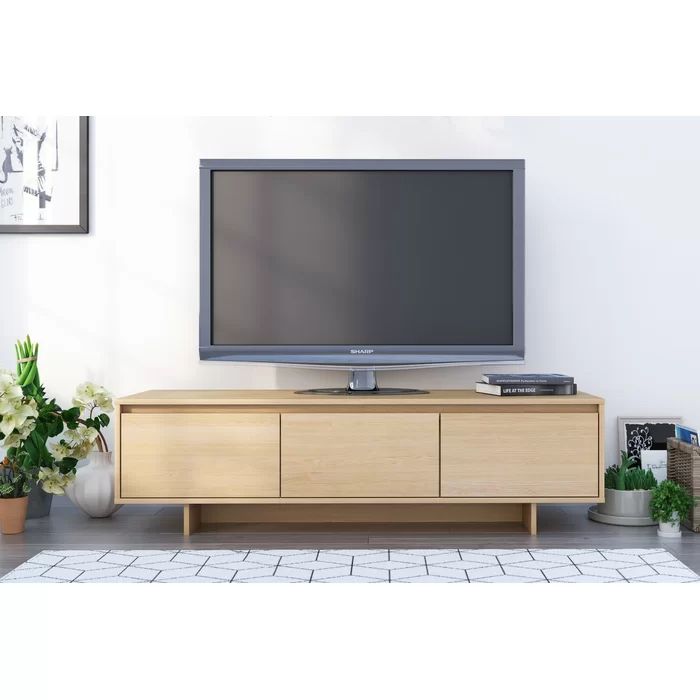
(604, 450, 657, 491)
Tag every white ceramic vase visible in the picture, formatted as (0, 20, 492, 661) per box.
(657, 511, 681, 538)
(65, 451, 122, 518)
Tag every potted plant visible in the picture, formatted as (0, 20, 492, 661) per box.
(0, 367, 77, 534)
(57, 382, 120, 518)
(13, 336, 79, 518)
(650, 480, 696, 538)
(595, 451, 658, 524)
(1, 367, 38, 534)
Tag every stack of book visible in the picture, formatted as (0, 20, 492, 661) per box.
(475, 373, 577, 396)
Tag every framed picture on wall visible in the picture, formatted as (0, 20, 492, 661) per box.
(618, 417, 681, 468)
(0, 116, 88, 233)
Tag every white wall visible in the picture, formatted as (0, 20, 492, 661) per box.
(2, 116, 699, 464)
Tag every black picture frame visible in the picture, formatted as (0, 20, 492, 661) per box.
(0, 116, 89, 234)
(617, 417, 681, 466)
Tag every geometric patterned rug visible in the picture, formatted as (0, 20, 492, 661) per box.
(1, 548, 698, 583)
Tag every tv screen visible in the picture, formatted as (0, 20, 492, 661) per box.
(201, 160, 524, 366)
(211, 170, 513, 343)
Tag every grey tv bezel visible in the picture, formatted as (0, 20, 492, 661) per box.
(199, 159, 525, 369)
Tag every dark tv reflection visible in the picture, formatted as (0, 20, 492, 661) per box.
(211, 170, 513, 346)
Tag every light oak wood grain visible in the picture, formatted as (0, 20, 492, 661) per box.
(115, 496, 602, 504)
(122, 404, 597, 415)
(198, 503, 524, 523)
(114, 390, 604, 535)
(522, 503, 537, 535)
(184, 505, 201, 535)
(597, 401, 605, 498)
(281, 413, 439, 497)
(117, 389, 603, 406)
(441, 413, 599, 498)
(120, 413, 280, 499)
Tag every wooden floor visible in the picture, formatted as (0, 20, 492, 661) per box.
(2, 501, 700, 578)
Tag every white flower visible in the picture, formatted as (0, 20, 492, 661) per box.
(49, 441, 72, 459)
(0, 397, 38, 436)
(3, 417, 35, 447)
(65, 425, 98, 445)
(38, 466, 75, 495)
(0, 369, 26, 421)
(70, 441, 94, 459)
(0, 369, 15, 387)
(58, 424, 100, 459)
(72, 382, 95, 408)
(96, 394, 114, 413)
(72, 381, 113, 414)
(3, 432, 20, 448)
(0, 370, 22, 400)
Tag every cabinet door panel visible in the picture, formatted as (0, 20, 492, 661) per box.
(441, 413, 599, 498)
(281, 413, 439, 497)
(121, 413, 279, 498)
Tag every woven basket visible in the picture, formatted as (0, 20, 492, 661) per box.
(666, 437, 700, 532)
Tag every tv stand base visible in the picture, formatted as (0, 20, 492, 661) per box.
(296, 368, 428, 395)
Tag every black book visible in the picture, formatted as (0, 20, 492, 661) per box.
(475, 382, 578, 396)
(481, 373, 575, 386)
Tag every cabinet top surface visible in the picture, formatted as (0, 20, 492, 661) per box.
(117, 389, 603, 406)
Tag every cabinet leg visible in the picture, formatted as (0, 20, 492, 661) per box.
(184, 505, 202, 536)
(522, 504, 537, 535)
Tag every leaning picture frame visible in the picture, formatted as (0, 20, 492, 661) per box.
(617, 417, 682, 467)
(0, 116, 88, 233)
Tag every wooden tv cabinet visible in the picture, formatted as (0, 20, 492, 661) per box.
(114, 390, 604, 535)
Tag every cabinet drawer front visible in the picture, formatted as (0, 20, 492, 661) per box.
(281, 413, 439, 497)
(121, 413, 280, 498)
(441, 413, 599, 498)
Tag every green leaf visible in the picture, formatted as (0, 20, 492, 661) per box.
(47, 416, 63, 438)
(650, 480, 697, 522)
(62, 407, 81, 422)
(24, 440, 40, 464)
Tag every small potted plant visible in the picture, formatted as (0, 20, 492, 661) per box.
(595, 450, 657, 524)
(650, 480, 696, 538)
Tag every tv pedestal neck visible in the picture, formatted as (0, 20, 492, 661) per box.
(297, 369, 428, 396)
(114, 389, 605, 536)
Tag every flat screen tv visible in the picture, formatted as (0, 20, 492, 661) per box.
(200, 159, 525, 393)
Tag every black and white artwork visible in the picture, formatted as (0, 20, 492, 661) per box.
(0, 116, 88, 233)
(618, 417, 681, 467)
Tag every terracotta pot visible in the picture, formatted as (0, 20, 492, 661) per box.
(0, 496, 29, 535)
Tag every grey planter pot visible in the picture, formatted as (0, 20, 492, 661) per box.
(598, 488, 652, 518)
(26, 484, 53, 519)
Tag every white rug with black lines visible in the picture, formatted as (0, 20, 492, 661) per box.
(1, 548, 698, 583)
